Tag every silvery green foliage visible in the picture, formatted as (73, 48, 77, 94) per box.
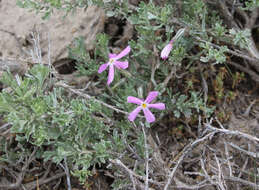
(0, 65, 127, 182)
(242, 0, 259, 10)
(229, 29, 251, 49)
(171, 91, 214, 118)
(200, 42, 228, 64)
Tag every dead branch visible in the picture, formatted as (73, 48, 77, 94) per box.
(109, 159, 164, 187)
(224, 141, 233, 177)
(163, 132, 215, 190)
(214, 153, 227, 190)
(228, 142, 258, 158)
(140, 123, 149, 190)
(26, 172, 66, 190)
(200, 155, 216, 186)
(218, 0, 239, 28)
(150, 45, 160, 87)
(228, 60, 259, 82)
(0, 123, 11, 133)
(205, 122, 259, 142)
(174, 177, 212, 189)
(224, 176, 259, 189)
(0, 148, 37, 190)
(59, 157, 72, 190)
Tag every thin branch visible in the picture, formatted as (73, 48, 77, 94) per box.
(228, 61, 259, 82)
(214, 154, 226, 190)
(161, 66, 175, 92)
(30, 31, 42, 64)
(141, 123, 149, 190)
(0, 123, 11, 132)
(26, 172, 66, 190)
(47, 32, 51, 67)
(205, 122, 259, 142)
(129, 170, 137, 190)
(109, 159, 163, 187)
(224, 176, 259, 189)
(228, 142, 258, 158)
(238, 154, 249, 179)
(163, 132, 215, 190)
(150, 59, 159, 87)
(59, 157, 71, 190)
(200, 155, 215, 186)
(224, 141, 233, 177)
(243, 99, 257, 117)
(0, 148, 37, 189)
(174, 177, 212, 189)
(56, 82, 129, 115)
(218, 0, 239, 28)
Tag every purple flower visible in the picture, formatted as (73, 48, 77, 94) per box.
(127, 91, 165, 123)
(98, 46, 131, 85)
(160, 40, 173, 60)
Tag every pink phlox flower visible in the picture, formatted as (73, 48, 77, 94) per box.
(98, 46, 131, 85)
(127, 91, 165, 123)
(160, 40, 173, 60)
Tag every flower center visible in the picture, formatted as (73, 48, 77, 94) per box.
(109, 58, 115, 65)
(141, 103, 147, 109)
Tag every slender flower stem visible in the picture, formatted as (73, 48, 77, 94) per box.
(56, 82, 129, 115)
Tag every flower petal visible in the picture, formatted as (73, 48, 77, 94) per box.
(109, 53, 117, 59)
(98, 63, 108, 73)
(148, 103, 165, 110)
(160, 43, 172, 60)
(127, 96, 143, 105)
(107, 65, 114, 85)
(114, 61, 128, 69)
(128, 106, 142, 122)
(115, 46, 131, 60)
(143, 108, 155, 123)
(145, 91, 159, 103)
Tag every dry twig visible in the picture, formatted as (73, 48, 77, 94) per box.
(109, 159, 164, 187)
(224, 141, 233, 177)
(0, 148, 37, 189)
(59, 157, 72, 190)
(214, 153, 227, 190)
(26, 172, 66, 190)
(141, 123, 149, 190)
(228, 142, 258, 158)
(163, 132, 215, 190)
(224, 176, 259, 189)
(205, 122, 259, 143)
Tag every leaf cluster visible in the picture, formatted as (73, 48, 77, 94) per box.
(0, 65, 128, 182)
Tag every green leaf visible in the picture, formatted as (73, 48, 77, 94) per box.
(29, 64, 49, 89)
